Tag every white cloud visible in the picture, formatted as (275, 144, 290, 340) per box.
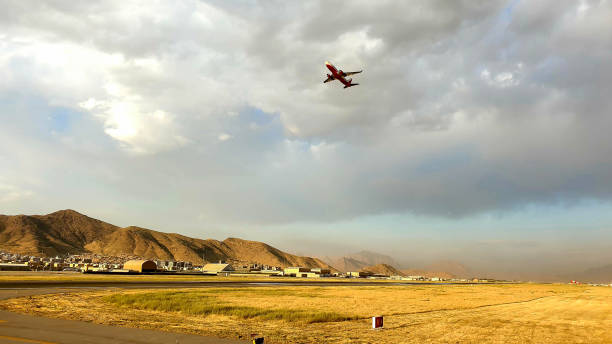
(78, 98, 103, 111)
(0, 183, 33, 203)
(577, 1, 590, 15)
(481, 65, 521, 88)
(218, 133, 232, 141)
(80, 96, 188, 154)
(309, 141, 336, 161)
(337, 29, 384, 57)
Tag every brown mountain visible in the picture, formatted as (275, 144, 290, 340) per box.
(0, 210, 331, 269)
(425, 260, 471, 278)
(400, 261, 471, 279)
(323, 256, 368, 272)
(322, 250, 399, 272)
(361, 263, 403, 276)
(0, 209, 117, 256)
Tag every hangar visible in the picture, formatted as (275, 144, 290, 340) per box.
(123, 260, 157, 273)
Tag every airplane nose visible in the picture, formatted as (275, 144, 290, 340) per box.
(325, 61, 331, 65)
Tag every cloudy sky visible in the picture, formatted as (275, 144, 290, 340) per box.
(1, 0, 611, 277)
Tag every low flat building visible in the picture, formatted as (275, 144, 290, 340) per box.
(367, 274, 390, 279)
(0, 263, 29, 271)
(303, 272, 322, 278)
(284, 267, 311, 277)
(348, 271, 373, 278)
(310, 268, 331, 275)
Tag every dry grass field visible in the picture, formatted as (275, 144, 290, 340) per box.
(2, 283, 611, 343)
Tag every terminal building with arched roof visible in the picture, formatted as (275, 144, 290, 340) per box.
(123, 260, 157, 273)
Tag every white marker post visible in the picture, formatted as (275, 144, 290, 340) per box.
(372, 316, 383, 329)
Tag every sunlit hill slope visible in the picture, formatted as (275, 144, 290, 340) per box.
(0, 210, 331, 269)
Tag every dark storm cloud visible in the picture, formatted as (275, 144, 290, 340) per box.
(1, 0, 612, 224)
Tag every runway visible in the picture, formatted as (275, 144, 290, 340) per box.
(0, 279, 482, 290)
(0, 309, 247, 344)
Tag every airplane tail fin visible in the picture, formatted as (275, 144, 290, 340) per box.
(343, 83, 359, 89)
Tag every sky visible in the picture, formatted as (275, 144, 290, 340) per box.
(1, 0, 612, 278)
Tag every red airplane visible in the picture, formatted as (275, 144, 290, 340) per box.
(324, 61, 362, 88)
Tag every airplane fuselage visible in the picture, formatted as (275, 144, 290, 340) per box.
(325, 61, 353, 87)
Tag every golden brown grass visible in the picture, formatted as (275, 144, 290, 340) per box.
(2, 284, 611, 343)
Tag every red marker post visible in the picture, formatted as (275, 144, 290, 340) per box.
(372, 316, 383, 329)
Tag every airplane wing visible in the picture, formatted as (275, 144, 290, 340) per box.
(344, 70, 362, 76)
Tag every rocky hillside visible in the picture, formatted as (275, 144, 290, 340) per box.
(399, 261, 472, 279)
(0, 210, 331, 269)
(361, 263, 404, 276)
(324, 256, 368, 272)
(322, 250, 400, 272)
(425, 260, 471, 278)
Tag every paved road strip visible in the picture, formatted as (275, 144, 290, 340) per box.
(0, 334, 57, 344)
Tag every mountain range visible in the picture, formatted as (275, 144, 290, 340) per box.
(321, 250, 400, 272)
(0, 210, 331, 269)
(321, 251, 472, 279)
(361, 263, 404, 276)
(4, 210, 607, 282)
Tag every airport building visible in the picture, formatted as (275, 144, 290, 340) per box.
(284, 267, 333, 278)
(347, 271, 373, 278)
(123, 260, 157, 272)
(0, 263, 30, 271)
(310, 268, 331, 276)
(284, 267, 311, 277)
